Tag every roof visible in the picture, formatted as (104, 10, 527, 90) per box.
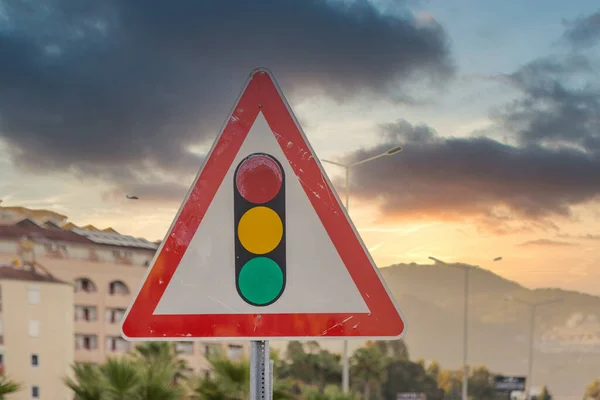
(0, 265, 68, 284)
(0, 222, 93, 244)
(61, 222, 78, 230)
(0, 206, 68, 219)
(71, 227, 159, 250)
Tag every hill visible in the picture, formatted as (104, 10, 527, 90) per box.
(273, 262, 600, 400)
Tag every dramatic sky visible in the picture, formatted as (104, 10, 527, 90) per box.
(1, 0, 599, 295)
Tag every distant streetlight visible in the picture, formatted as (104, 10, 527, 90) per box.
(126, 195, 139, 200)
(428, 256, 503, 400)
(322, 145, 402, 393)
(504, 295, 563, 399)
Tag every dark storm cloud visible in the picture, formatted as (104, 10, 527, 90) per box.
(342, 119, 600, 224)
(494, 55, 600, 152)
(341, 26, 600, 230)
(562, 9, 600, 49)
(0, 0, 453, 201)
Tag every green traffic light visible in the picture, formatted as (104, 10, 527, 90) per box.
(238, 257, 284, 306)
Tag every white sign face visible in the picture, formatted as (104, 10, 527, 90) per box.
(154, 113, 369, 315)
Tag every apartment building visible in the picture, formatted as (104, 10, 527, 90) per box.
(0, 205, 249, 378)
(0, 263, 74, 400)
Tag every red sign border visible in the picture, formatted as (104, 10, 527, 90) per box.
(121, 68, 406, 340)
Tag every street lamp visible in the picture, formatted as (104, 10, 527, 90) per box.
(322, 145, 402, 393)
(504, 295, 563, 399)
(428, 256, 503, 400)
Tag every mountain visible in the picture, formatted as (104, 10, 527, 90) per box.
(273, 262, 600, 400)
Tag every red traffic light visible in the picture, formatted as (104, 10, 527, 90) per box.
(235, 154, 283, 204)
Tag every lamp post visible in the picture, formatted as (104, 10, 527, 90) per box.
(428, 256, 503, 400)
(504, 295, 563, 399)
(322, 145, 402, 393)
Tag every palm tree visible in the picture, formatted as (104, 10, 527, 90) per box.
(65, 350, 185, 400)
(133, 341, 190, 384)
(100, 358, 141, 400)
(191, 354, 295, 400)
(64, 363, 103, 400)
(0, 375, 20, 399)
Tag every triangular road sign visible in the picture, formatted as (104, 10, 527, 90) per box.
(121, 68, 406, 340)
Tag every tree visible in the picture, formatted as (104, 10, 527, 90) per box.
(381, 358, 443, 400)
(100, 358, 141, 400)
(133, 341, 190, 384)
(467, 366, 497, 400)
(0, 374, 20, 399)
(584, 379, 600, 400)
(350, 346, 387, 400)
(65, 343, 185, 400)
(191, 354, 295, 400)
(436, 369, 461, 400)
(368, 340, 409, 359)
(64, 363, 103, 400)
(279, 341, 341, 391)
(532, 385, 552, 400)
(301, 384, 359, 400)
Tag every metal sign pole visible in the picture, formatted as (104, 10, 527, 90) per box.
(250, 340, 272, 400)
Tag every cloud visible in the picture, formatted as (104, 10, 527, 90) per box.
(0, 0, 454, 201)
(339, 118, 600, 226)
(338, 23, 600, 232)
(558, 233, 600, 241)
(517, 239, 577, 248)
(562, 10, 600, 49)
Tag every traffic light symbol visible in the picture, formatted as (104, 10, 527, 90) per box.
(234, 152, 286, 307)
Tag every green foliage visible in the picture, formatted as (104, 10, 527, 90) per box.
(381, 358, 442, 400)
(584, 379, 600, 400)
(0, 375, 20, 399)
(533, 385, 553, 400)
(65, 342, 185, 400)
(350, 345, 387, 400)
(64, 363, 103, 400)
(301, 384, 359, 400)
(278, 341, 342, 390)
(62, 338, 552, 400)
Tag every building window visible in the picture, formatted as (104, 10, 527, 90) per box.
(227, 344, 243, 361)
(105, 308, 126, 324)
(204, 344, 221, 358)
(75, 305, 98, 322)
(74, 278, 97, 293)
(175, 342, 194, 355)
(31, 385, 39, 399)
(31, 354, 39, 367)
(105, 336, 130, 352)
(108, 281, 129, 295)
(112, 250, 133, 265)
(29, 320, 40, 337)
(28, 285, 41, 305)
(75, 334, 98, 350)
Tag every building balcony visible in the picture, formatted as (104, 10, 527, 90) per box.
(104, 294, 132, 308)
(74, 290, 102, 304)
(75, 349, 104, 364)
(74, 320, 102, 335)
